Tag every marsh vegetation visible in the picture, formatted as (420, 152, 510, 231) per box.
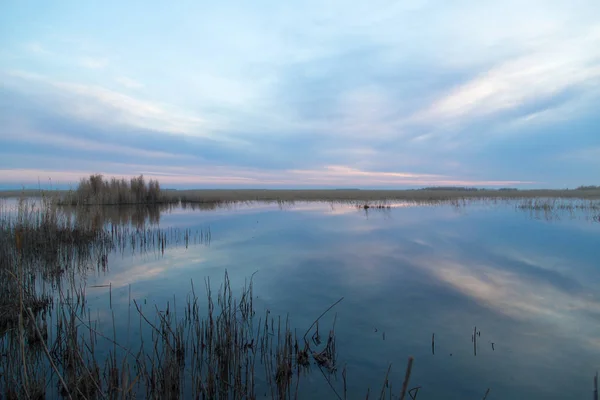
(58, 174, 167, 206)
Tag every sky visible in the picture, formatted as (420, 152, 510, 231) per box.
(1, 0, 599, 189)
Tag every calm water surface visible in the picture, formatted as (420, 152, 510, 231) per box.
(64, 201, 600, 399)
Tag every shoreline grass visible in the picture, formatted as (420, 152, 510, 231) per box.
(0, 198, 209, 332)
(1, 174, 599, 209)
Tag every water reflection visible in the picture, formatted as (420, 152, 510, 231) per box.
(2, 199, 599, 398)
(62, 203, 175, 228)
(78, 200, 598, 399)
(1, 198, 174, 228)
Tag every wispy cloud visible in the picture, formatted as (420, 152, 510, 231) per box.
(6, 70, 219, 139)
(3, 121, 189, 160)
(290, 165, 442, 180)
(412, 26, 600, 127)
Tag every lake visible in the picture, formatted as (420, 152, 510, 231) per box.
(2, 198, 599, 399)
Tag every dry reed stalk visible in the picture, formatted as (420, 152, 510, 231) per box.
(303, 297, 344, 343)
(379, 364, 392, 399)
(473, 326, 477, 356)
(17, 249, 31, 399)
(594, 372, 598, 400)
(26, 307, 73, 400)
(341, 364, 349, 399)
(399, 357, 414, 400)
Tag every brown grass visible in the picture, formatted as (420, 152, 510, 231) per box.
(38, 174, 168, 206)
(0, 198, 208, 335)
(3, 187, 600, 203)
(119, 188, 600, 202)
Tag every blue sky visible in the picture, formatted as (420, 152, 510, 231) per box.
(1, 0, 599, 189)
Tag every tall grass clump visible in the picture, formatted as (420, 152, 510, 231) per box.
(0, 197, 111, 334)
(0, 197, 205, 337)
(1, 262, 412, 399)
(0, 196, 212, 399)
(60, 174, 168, 206)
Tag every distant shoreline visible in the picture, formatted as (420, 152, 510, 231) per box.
(2, 188, 600, 201)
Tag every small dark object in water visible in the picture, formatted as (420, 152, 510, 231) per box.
(409, 386, 422, 400)
(363, 204, 370, 209)
(483, 388, 491, 400)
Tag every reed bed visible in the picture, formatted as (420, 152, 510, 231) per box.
(0, 198, 209, 337)
(127, 188, 600, 203)
(515, 198, 600, 222)
(2, 261, 421, 399)
(1, 267, 413, 399)
(57, 174, 172, 206)
(515, 198, 600, 211)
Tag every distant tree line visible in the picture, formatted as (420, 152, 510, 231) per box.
(61, 174, 165, 205)
(576, 185, 600, 191)
(419, 186, 479, 191)
(420, 186, 481, 191)
(418, 187, 519, 192)
(419, 186, 600, 192)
